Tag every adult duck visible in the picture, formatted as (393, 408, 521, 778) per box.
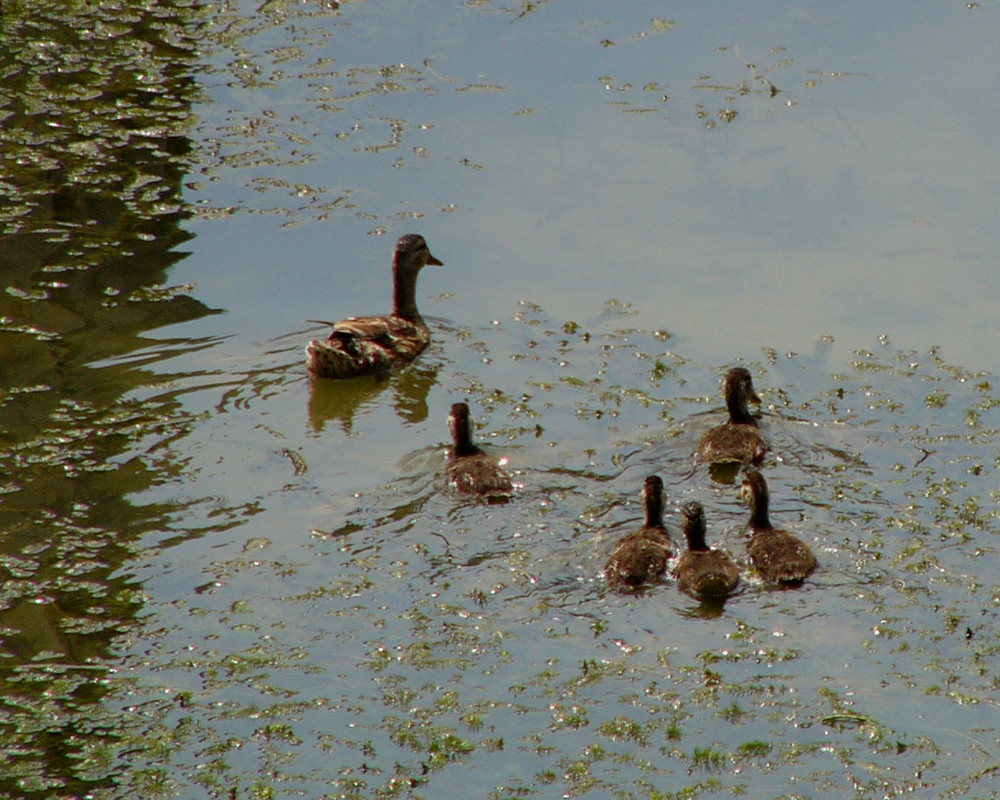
(446, 402, 513, 498)
(306, 234, 442, 379)
(741, 468, 816, 584)
(697, 367, 768, 465)
(605, 475, 674, 592)
(674, 501, 740, 599)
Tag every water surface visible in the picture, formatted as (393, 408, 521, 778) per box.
(2, 1, 1000, 798)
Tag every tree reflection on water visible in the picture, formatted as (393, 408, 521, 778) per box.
(0, 2, 213, 794)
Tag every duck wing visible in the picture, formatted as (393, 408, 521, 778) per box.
(446, 454, 513, 498)
(306, 315, 430, 378)
(606, 533, 671, 590)
(698, 422, 768, 464)
(331, 315, 428, 356)
(747, 529, 816, 584)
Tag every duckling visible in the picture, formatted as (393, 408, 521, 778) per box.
(697, 367, 768, 465)
(446, 402, 513, 497)
(605, 475, 674, 592)
(306, 234, 443, 379)
(740, 468, 816, 584)
(674, 501, 740, 599)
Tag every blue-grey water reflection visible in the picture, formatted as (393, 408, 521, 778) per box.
(180, 1, 1000, 371)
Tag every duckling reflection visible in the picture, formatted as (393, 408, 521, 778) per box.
(446, 402, 513, 499)
(605, 475, 674, 592)
(741, 468, 816, 585)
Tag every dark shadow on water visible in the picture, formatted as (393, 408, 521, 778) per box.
(307, 361, 438, 433)
(676, 594, 735, 619)
(707, 460, 743, 484)
(0, 2, 219, 795)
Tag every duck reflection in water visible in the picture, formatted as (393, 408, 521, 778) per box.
(307, 362, 438, 434)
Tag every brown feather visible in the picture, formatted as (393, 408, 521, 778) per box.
(741, 469, 816, 584)
(446, 453, 513, 497)
(697, 367, 769, 465)
(674, 502, 739, 599)
(606, 531, 672, 591)
(446, 403, 513, 499)
(747, 529, 816, 584)
(306, 234, 441, 379)
(605, 476, 674, 592)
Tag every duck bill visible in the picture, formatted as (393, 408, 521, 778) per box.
(426, 252, 444, 266)
(749, 391, 761, 404)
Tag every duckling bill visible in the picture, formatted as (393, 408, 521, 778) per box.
(306, 234, 442, 379)
(446, 402, 513, 498)
(697, 367, 768, 466)
(741, 468, 816, 585)
(605, 475, 674, 592)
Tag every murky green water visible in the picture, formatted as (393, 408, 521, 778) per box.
(2, 1, 1000, 798)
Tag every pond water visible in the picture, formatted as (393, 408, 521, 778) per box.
(2, 1, 1000, 798)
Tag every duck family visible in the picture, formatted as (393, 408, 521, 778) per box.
(308, 233, 818, 603)
(600, 366, 816, 599)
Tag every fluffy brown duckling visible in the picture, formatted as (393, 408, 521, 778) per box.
(741, 468, 816, 584)
(697, 367, 768, 465)
(446, 402, 513, 497)
(605, 475, 674, 592)
(306, 234, 443, 379)
(674, 501, 740, 599)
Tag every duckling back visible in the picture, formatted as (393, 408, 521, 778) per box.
(675, 550, 740, 599)
(747, 529, 816, 584)
(446, 452, 513, 498)
(604, 476, 674, 592)
(675, 501, 740, 599)
(445, 402, 512, 499)
(697, 367, 768, 465)
(698, 424, 767, 465)
(741, 468, 816, 585)
(605, 531, 671, 591)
